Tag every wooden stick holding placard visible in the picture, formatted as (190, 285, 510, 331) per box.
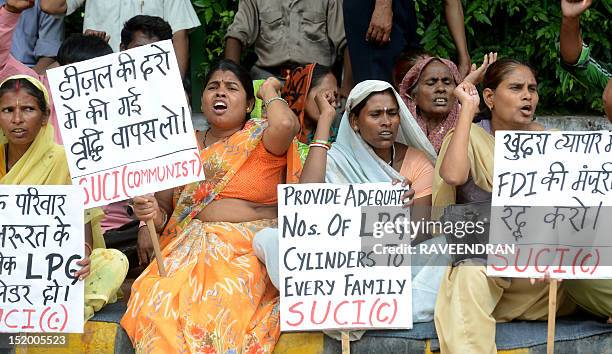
(146, 219, 167, 277)
(547, 279, 558, 354)
(341, 331, 350, 354)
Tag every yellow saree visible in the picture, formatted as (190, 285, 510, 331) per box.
(121, 120, 302, 354)
(431, 123, 495, 218)
(0, 124, 128, 320)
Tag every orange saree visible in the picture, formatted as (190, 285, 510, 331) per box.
(121, 120, 301, 353)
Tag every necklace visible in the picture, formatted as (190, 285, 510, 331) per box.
(387, 144, 396, 166)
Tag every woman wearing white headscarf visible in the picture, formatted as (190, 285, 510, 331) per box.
(254, 81, 448, 336)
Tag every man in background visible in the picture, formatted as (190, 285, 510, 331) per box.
(40, 0, 199, 79)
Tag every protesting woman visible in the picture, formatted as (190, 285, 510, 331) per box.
(254, 80, 447, 342)
(400, 54, 497, 153)
(121, 60, 302, 353)
(0, 74, 128, 320)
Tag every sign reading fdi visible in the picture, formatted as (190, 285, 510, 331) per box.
(47, 40, 202, 208)
(0, 185, 84, 333)
(279, 183, 412, 331)
(488, 131, 612, 279)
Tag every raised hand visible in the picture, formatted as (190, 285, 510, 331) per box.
(5, 0, 35, 13)
(315, 89, 338, 122)
(257, 76, 282, 100)
(561, 0, 592, 19)
(465, 52, 498, 85)
(453, 81, 480, 110)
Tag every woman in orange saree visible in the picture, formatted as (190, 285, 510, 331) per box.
(121, 60, 302, 353)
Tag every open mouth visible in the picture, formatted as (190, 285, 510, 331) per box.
(212, 100, 228, 114)
(11, 128, 27, 137)
(379, 131, 393, 139)
(519, 104, 533, 116)
(433, 97, 448, 106)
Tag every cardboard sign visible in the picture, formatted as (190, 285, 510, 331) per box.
(488, 131, 612, 279)
(47, 40, 202, 208)
(279, 183, 412, 331)
(0, 185, 84, 333)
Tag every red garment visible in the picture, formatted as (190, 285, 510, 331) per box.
(281, 63, 315, 144)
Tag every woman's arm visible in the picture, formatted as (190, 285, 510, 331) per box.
(132, 188, 174, 266)
(260, 78, 301, 156)
(439, 81, 480, 186)
(299, 90, 337, 183)
(560, 0, 592, 65)
(411, 195, 432, 244)
(74, 222, 94, 280)
(132, 188, 175, 230)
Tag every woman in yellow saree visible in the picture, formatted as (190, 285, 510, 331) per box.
(0, 74, 128, 320)
(121, 60, 302, 353)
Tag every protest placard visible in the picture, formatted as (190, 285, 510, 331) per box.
(46, 40, 202, 208)
(487, 131, 612, 279)
(279, 183, 412, 331)
(0, 185, 84, 333)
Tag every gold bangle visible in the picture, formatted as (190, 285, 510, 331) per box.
(310, 139, 331, 148)
(309, 142, 330, 151)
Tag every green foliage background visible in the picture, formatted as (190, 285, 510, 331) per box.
(413, 0, 611, 114)
(67, 0, 611, 114)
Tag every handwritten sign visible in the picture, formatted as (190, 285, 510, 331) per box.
(0, 185, 84, 333)
(47, 40, 202, 208)
(487, 131, 612, 279)
(279, 183, 412, 331)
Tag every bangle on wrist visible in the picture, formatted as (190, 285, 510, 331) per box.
(84, 242, 93, 256)
(310, 139, 331, 148)
(264, 96, 288, 110)
(155, 208, 168, 232)
(309, 142, 330, 151)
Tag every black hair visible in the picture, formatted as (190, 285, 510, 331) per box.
(57, 34, 113, 66)
(203, 59, 255, 119)
(349, 88, 396, 118)
(311, 64, 334, 89)
(481, 58, 538, 119)
(0, 78, 48, 113)
(120, 15, 172, 48)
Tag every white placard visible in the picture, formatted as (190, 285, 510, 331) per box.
(487, 131, 612, 279)
(279, 183, 412, 331)
(0, 185, 84, 333)
(47, 40, 202, 208)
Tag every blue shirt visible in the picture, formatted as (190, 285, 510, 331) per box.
(0, 0, 64, 67)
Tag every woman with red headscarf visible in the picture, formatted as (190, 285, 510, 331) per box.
(400, 54, 497, 153)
